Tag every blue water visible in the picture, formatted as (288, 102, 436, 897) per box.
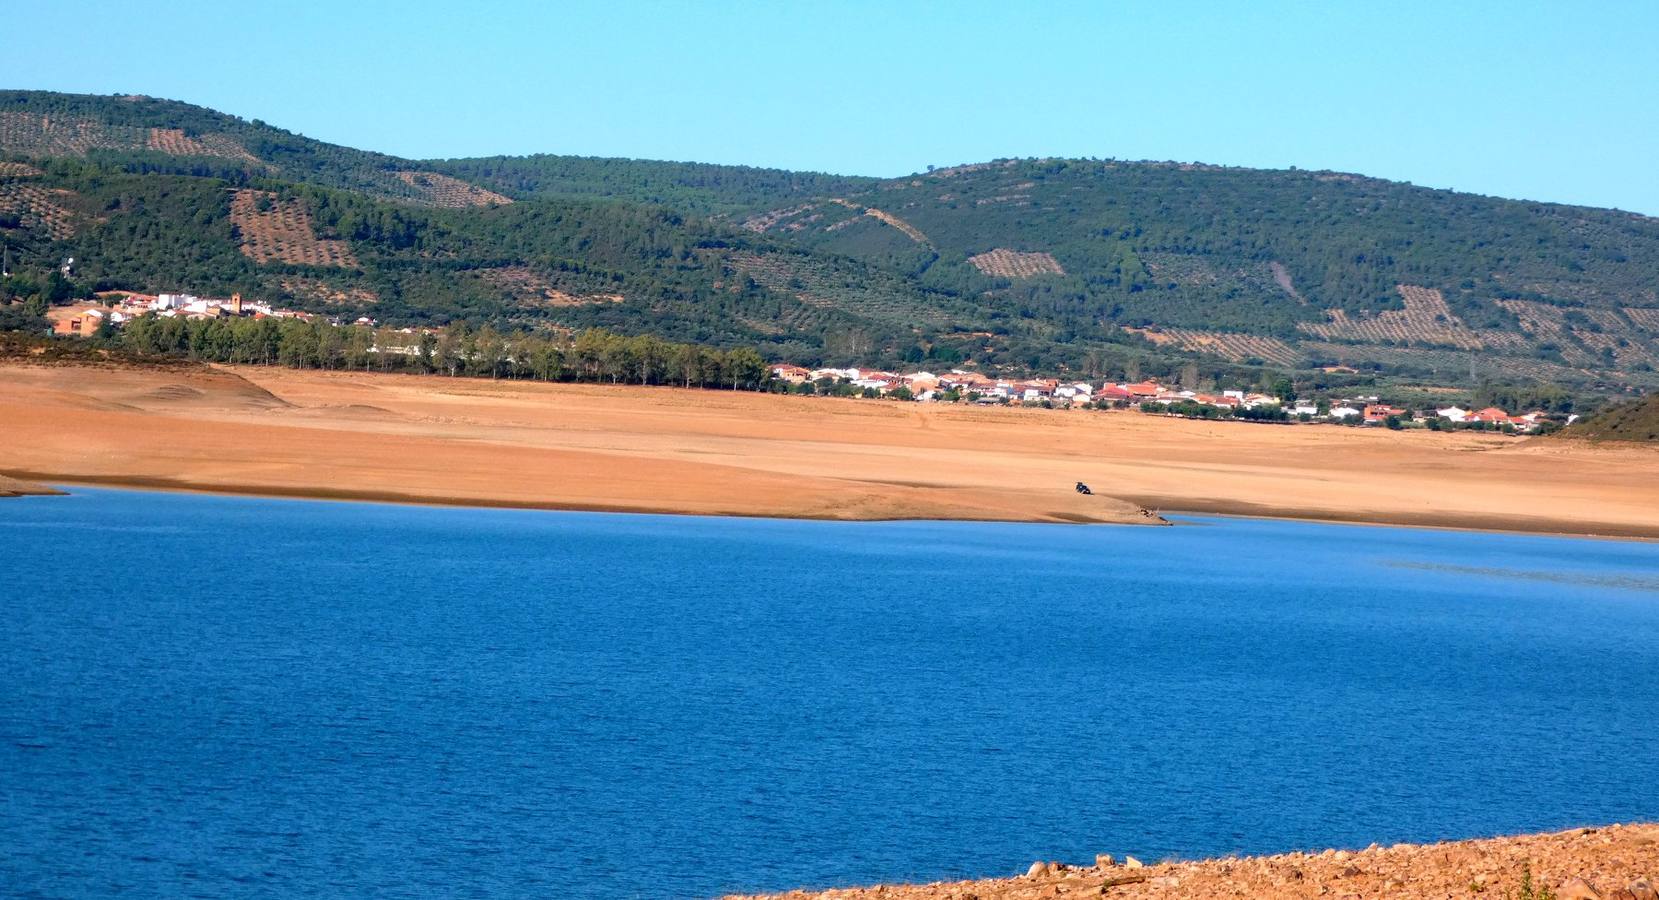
(3, 489, 1658, 898)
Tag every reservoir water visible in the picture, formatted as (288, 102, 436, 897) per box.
(3, 488, 1657, 898)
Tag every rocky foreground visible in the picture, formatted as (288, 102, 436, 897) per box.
(730, 824, 1659, 900)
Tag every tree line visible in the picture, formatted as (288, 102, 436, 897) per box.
(118, 314, 773, 390)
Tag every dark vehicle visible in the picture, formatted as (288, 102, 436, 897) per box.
(1075, 481, 1093, 495)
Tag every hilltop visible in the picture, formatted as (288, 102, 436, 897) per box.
(5, 90, 1659, 397)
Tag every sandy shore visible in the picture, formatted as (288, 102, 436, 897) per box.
(0, 473, 64, 497)
(728, 823, 1659, 900)
(2, 361, 1657, 536)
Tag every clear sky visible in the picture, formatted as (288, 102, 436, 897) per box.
(10, 1, 1659, 212)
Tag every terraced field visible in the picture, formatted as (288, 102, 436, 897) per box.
(146, 127, 260, 163)
(1299, 285, 1487, 349)
(967, 248, 1065, 278)
(1497, 299, 1656, 368)
(476, 266, 622, 307)
(0, 183, 80, 240)
(0, 111, 147, 155)
(229, 189, 359, 268)
(828, 199, 930, 245)
(1575, 328, 1659, 369)
(723, 250, 955, 327)
(1623, 307, 1659, 332)
(1297, 340, 1617, 385)
(1126, 327, 1300, 366)
(393, 171, 512, 208)
(741, 203, 817, 233)
(0, 161, 44, 178)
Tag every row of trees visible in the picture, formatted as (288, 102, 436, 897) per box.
(118, 315, 773, 390)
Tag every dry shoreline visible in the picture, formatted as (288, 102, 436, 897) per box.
(13, 473, 1659, 543)
(0, 473, 65, 498)
(2, 361, 1657, 537)
(728, 823, 1659, 900)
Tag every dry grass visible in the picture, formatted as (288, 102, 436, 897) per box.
(968, 248, 1065, 278)
(229, 189, 359, 268)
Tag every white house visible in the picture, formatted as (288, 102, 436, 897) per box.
(1329, 405, 1362, 420)
(153, 293, 198, 310)
(1436, 406, 1470, 423)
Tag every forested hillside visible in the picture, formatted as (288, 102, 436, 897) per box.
(5, 90, 1659, 395)
(743, 159, 1659, 389)
(1562, 393, 1659, 442)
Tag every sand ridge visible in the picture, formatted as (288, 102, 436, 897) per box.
(1, 361, 1656, 535)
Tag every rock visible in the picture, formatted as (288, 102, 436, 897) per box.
(1628, 880, 1658, 900)
(1123, 856, 1143, 869)
(1027, 861, 1048, 879)
(1094, 854, 1115, 869)
(1559, 878, 1604, 900)
(1340, 865, 1362, 878)
(1332, 850, 1351, 861)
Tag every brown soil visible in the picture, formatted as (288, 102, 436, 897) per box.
(729, 823, 1659, 900)
(393, 170, 513, 208)
(968, 248, 1066, 278)
(229, 189, 359, 268)
(0, 473, 64, 497)
(2, 362, 1658, 536)
(1123, 326, 1301, 366)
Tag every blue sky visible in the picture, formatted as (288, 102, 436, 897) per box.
(11, 1, 1659, 212)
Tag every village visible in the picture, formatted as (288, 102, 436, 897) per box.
(49, 290, 372, 336)
(768, 364, 1566, 433)
(40, 292, 1560, 434)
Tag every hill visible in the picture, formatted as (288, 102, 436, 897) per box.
(743, 159, 1659, 389)
(1562, 393, 1659, 441)
(4, 90, 1659, 396)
